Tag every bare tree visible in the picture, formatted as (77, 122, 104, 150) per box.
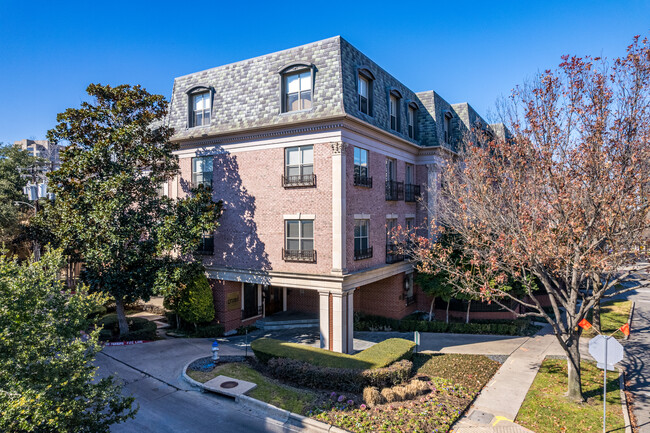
(400, 36, 650, 401)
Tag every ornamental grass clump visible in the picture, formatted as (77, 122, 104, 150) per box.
(362, 387, 383, 408)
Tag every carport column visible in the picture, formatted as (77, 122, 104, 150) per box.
(318, 291, 330, 350)
(330, 290, 355, 354)
(331, 142, 347, 275)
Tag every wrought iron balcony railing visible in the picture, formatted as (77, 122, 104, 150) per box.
(405, 184, 421, 202)
(354, 174, 373, 188)
(354, 246, 373, 261)
(282, 248, 317, 263)
(282, 173, 316, 188)
(405, 294, 416, 306)
(385, 180, 404, 201)
(386, 243, 405, 264)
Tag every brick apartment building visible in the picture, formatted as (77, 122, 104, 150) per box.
(164, 36, 502, 353)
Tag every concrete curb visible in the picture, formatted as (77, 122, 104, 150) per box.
(619, 369, 633, 433)
(626, 302, 635, 340)
(181, 358, 341, 432)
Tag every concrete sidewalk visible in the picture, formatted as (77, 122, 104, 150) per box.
(452, 331, 556, 432)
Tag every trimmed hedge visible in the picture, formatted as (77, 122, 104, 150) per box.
(98, 314, 157, 341)
(266, 358, 413, 393)
(191, 324, 225, 338)
(251, 337, 415, 370)
(355, 313, 537, 336)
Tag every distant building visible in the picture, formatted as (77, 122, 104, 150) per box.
(14, 139, 61, 170)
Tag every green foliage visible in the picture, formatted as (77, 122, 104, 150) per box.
(190, 324, 225, 338)
(97, 314, 157, 341)
(0, 249, 136, 432)
(266, 358, 413, 393)
(36, 83, 221, 335)
(0, 143, 37, 253)
(354, 313, 538, 336)
(251, 337, 415, 370)
(163, 264, 214, 326)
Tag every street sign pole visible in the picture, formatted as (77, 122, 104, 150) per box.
(603, 336, 607, 433)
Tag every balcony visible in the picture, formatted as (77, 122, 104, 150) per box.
(282, 173, 316, 188)
(354, 246, 373, 261)
(386, 243, 405, 264)
(405, 294, 416, 306)
(282, 248, 317, 263)
(405, 184, 421, 202)
(354, 173, 373, 188)
(385, 180, 404, 201)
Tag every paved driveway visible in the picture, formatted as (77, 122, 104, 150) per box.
(96, 339, 297, 433)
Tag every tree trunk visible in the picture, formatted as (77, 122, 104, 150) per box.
(466, 300, 471, 324)
(115, 298, 130, 337)
(593, 301, 601, 333)
(428, 297, 436, 321)
(446, 300, 450, 323)
(565, 333, 584, 402)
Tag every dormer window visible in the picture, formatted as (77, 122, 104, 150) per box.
(389, 90, 401, 132)
(283, 70, 312, 112)
(191, 92, 211, 127)
(407, 103, 418, 139)
(357, 69, 374, 116)
(444, 112, 453, 144)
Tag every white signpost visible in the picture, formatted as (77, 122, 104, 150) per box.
(588, 335, 625, 433)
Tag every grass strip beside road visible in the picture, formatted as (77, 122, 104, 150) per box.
(516, 358, 625, 433)
(187, 362, 316, 414)
(585, 300, 632, 340)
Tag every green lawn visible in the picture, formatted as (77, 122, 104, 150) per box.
(516, 359, 626, 433)
(584, 300, 632, 340)
(187, 362, 316, 414)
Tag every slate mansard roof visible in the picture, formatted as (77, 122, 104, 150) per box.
(168, 36, 491, 149)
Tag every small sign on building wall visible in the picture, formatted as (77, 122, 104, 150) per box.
(226, 292, 241, 311)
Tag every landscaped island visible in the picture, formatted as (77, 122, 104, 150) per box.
(187, 338, 501, 433)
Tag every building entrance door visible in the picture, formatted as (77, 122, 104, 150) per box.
(265, 286, 284, 316)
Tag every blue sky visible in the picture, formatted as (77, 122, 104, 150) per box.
(1, 0, 648, 144)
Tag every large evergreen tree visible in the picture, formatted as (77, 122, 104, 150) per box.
(0, 249, 136, 432)
(39, 83, 221, 336)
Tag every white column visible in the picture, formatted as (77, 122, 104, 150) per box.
(346, 289, 355, 353)
(318, 291, 330, 350)
(331, 142, 347, 275)
(282, 287, 287, 312)
(331, 292, 345, 353)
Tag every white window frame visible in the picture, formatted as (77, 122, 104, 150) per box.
(191, 92, 211, 127)
(192, 156, 213, 188)
(354, 147, 369, 179)
(354, 219, 369, 252)
(283, 70, 312, 112)
(390, 94, 399, 131)
(285, 145, 314, 179)
(358, 74, 371, 115)
(284, 219, 314, 252)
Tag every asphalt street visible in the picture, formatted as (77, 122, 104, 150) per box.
(95, 350, 298, 433)
(621, 274, 650, 433)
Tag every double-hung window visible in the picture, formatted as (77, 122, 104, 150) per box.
(191, 92, 211, 127)
(353, 147, 371, 187)
(358, 74, 372, 115)
(389, 94, 399, 131)
(407, 104, 417, 138)
(284, 70, 312, 112)
(354, 219, 372, 260)
(283, 220, 315, 262)
(192, 156, 213, 189)
(405, 164, 419, 202)
(284, 145, 314, 186)
(444, 113, 452, 144)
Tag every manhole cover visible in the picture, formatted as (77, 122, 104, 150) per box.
(220, 381, 238, 389)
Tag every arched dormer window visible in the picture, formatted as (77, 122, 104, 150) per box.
(279, 62, 315, 113)
(443, 110, 453, 145)
(407, 102, 419, 139)
(357, 68, 375, 116)
(186, 86, 213, 128)
(389, 89, 402, 132)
